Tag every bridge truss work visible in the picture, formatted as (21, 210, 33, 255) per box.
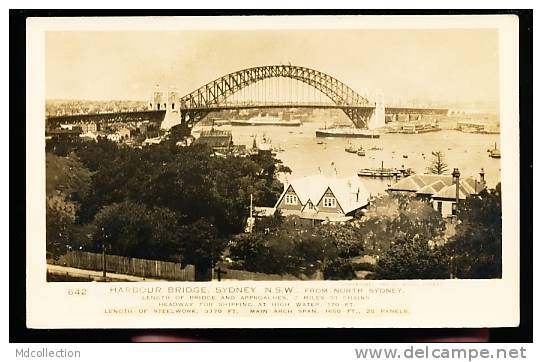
(179, 65, 377, 129)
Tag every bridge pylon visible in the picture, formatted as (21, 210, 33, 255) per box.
(368, 92, 385, 130)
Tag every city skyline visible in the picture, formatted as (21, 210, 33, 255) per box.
(45, 29, 499, 110)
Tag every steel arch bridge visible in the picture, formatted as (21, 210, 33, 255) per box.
(178, 65, 377, 129)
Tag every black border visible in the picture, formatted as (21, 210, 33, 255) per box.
(10, 9, 533, 343)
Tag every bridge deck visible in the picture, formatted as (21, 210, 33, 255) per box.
(44, 106, 448, 127)
(46, 110, 166, 126)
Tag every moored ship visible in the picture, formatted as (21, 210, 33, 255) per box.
(316, 127, 380, 138)
(231, 114, 302, 127)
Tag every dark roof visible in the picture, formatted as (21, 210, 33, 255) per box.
(46, 129, 82, 135)
(390, 173, 486, 198)
(389, 174, 452, 192)
(432, 179, 485, 200)
(416, 180, 448, 195)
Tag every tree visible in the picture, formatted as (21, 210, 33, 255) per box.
(426, 151, 449, 175)
(46, 153, 92, 203)
(90, 201, 183, 262)
(356, 193, 446, 256)
(374, 238, 449, 279)
(445, 184, 502, 278)
(75, 141, 289, 236)
(176, 219, 226, 281)
(46, 198, 77, 259)
(228, 216, 365, 279)
(46, 153, 92, 259)
(166, 123, 192, 143)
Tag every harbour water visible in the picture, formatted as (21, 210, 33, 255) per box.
(210, 119, 501, 196)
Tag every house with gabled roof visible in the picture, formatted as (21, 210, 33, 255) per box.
(388, 169, 488, 217)
(274, 174, 370, 223)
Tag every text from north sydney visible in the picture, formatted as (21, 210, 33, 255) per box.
(105, 286, 408, 317)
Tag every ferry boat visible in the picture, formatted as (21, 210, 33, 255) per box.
(316, 127, 380, 139)
(388, 122, 441, 134)
(358, 168, 402, 178)
(357, 161, 413, 178)
(231, 114, 302, 127)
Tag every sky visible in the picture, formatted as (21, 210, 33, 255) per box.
(45, 29, 499, 107)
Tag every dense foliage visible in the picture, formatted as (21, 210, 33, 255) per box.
(46, 139, 289, 279)
(445, 183, 502, 278)
(228, 215, 362, 279)
(45, 154, 92, 259)
(374, 238, 449, 279)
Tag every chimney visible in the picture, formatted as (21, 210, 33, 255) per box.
(479, 168, 485, 184)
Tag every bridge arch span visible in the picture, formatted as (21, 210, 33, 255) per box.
(178, 65, 379, 129)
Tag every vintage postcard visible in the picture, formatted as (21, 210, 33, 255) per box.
(26, 14, 519, 328)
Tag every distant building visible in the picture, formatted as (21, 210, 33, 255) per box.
(79, 130, 98, 141)
(59, 123, 77, 130)
(139, 121, 159, 138)
(117, 127, 131, 140)
(142, 137, 162, 146)
(106, 133, 122, 143)
(79, 122, 98, 133)
(388, 171, 487, 217)
(274, 174, 370, 223)
(45, 128, 82, 154)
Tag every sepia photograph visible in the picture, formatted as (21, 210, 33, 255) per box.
(44, 26, 502, 283)
(21, 13, 523, 330)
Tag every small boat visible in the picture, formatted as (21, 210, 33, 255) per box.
(402, 154, 408, 159)
(488, 142, 501, 158)
(345, 144, 358, 154)
(317, 140, 325, 145)
(490, 150, 501, 158)
(357, 149, 366, 156)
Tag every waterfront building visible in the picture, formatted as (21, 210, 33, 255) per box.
(193, 129, 234, 153)
(274, 174, 370, 223)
